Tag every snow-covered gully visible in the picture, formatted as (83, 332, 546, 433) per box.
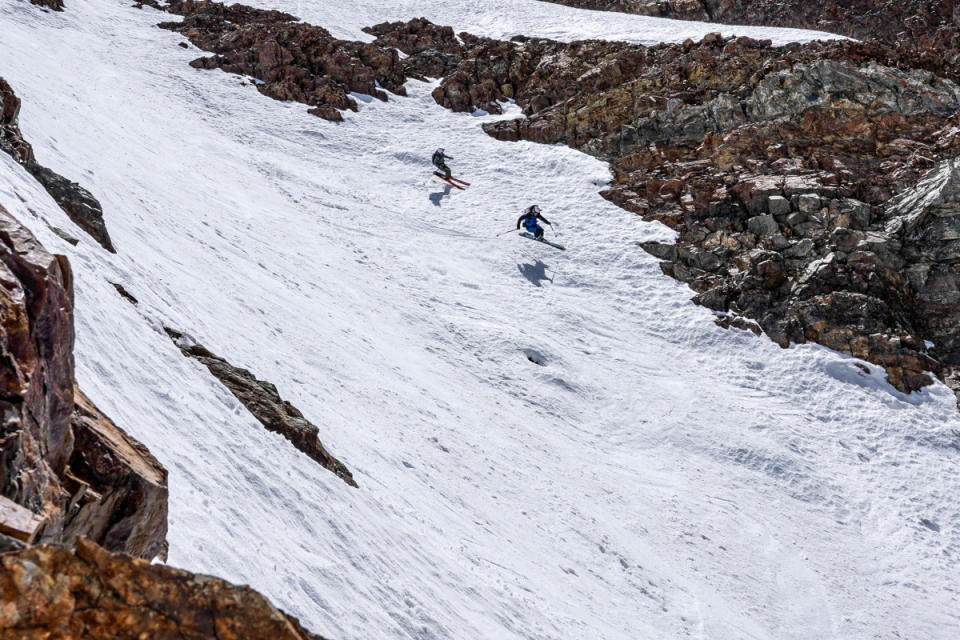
(2, 0, 959, 638)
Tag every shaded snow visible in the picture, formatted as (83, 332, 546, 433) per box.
(1, 0, 958, 638)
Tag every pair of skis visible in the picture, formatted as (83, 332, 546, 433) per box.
(497, 228, 566, 251)
(433, 171, 470, 190)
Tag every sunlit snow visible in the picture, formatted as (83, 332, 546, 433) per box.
(1, 0, 957, 638)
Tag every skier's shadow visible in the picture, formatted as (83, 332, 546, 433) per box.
(429, 184, 452, 207)
(517, 260, 553, 287)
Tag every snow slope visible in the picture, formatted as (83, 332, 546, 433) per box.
(2, 0, 958, 638)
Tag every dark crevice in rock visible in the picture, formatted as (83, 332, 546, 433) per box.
(163, 327, 357, 487)
(0, 78, 115, 252)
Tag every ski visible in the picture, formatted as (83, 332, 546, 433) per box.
(519, 232, 565, 251)
(448, 176, 471, 186)
(433, 172, 465, 190)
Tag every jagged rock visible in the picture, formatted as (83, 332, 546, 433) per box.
(0, 203, 166, 557)
(0, 79, 115, 252)
(29, 0, 64, 11)
(22, 163, 115, 252)
(0, 537, 328, 640)
(63, 389, 168, 560)
(164, 328, 357, 487)
(158, 1, 409, 122)
(362, 18, 465, 79)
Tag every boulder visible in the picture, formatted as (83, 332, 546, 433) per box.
(0, 537, 328, 640)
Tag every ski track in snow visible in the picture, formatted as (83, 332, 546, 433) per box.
(2, 0, 959, 638)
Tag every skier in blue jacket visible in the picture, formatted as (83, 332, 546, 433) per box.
(517, 205, 552, 241)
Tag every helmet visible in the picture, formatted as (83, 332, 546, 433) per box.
(528, 205, 540, 214)
(437, 148, 445, 154)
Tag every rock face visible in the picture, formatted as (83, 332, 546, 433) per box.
(0, 203, 166, 557)
(164, 328, 357, 487)
(0, 78, 115, 252)
(0, 537, 328, 640)
(540, 0, 960, 60)
(158, 1, 409, 122)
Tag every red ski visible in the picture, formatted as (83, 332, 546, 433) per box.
(433, 172, 467, 190)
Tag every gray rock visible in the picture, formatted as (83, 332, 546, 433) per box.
(767, 195, 791, 217)
(747, 214, 778, 236)
(795, 193, 822, 213)
(783, 238, 815, 258)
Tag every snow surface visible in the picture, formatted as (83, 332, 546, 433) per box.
(1, 0, 959, 638)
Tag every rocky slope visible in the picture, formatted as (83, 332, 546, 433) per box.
(540, 0, 960, 59)
(150, 3, 960, 401)
(157, 0, 408, 122)
(364, 21, 960, 399)
(1, 58, 330, 638)
(0, 536, 327, 640)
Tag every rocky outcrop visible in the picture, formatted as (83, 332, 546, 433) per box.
(29, 0, 64, 11)
(540, 0, 960, 60)
(0, 203, 166, 557)
(157, 1, 409, 121)
(0, 537, 328, 640)
(164, 328, 357, 487)
(63, 389, 168, 559)
(0, 79, 115, 252)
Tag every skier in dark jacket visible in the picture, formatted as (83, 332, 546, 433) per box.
(517, 205, 552, 241)
(432, 148, 453, 180)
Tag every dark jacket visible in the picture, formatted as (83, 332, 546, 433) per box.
(517, 211, 551, 230)
(432, 150, 451, 167)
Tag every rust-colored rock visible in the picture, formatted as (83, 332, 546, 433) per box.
(0, 203, 166, 557)
(0, 537, 328, 640)
(62, 388, 168, 560)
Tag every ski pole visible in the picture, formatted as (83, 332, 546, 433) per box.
(497, 228, 518, 237)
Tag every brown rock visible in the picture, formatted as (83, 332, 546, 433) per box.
(0, 537, 329, 640)
(0, 203, 167, 557)
(159, 1, 409, 121)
